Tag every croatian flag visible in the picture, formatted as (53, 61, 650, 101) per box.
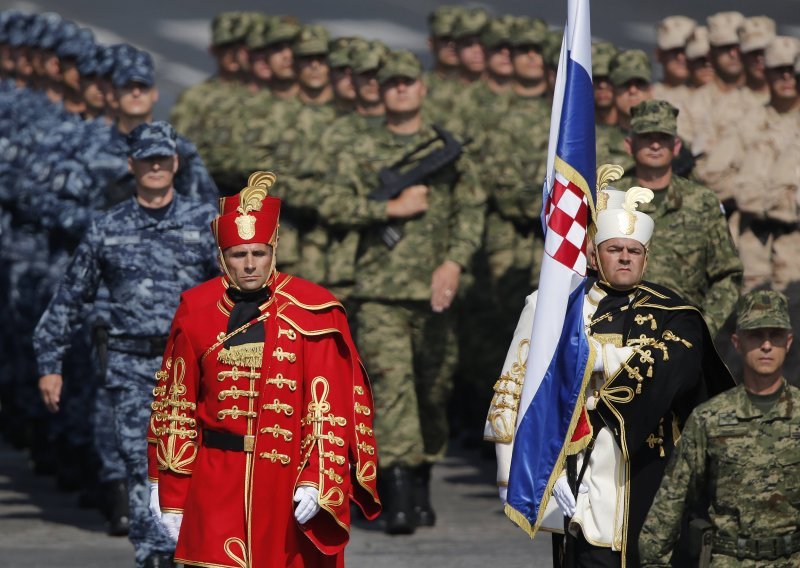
(505, 0, 597, 537)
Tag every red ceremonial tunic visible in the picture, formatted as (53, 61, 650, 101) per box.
(150, 273, 380, 567)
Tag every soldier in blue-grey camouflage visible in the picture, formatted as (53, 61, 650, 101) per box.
(34, 122, 219, 568)
(640, 290, 800, 567)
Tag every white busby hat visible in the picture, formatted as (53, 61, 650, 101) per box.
(594, 186, 655, 246)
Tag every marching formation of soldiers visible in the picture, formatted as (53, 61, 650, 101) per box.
(0, 4, 798, 568)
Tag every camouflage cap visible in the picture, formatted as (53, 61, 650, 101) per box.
(56, 26, 95, 60)
(8, 13, 34, 47)
(630, 100, 678, 136)
(328, 36, 358, 68)
(656, 16, 696, 51)
(451, 8, 489, 40)
(211, 12, 249, 47)
(376, 49, 422, 84)
(112, 48, 155, 88)
(609, 49, 652, 87)
(736, 290, 791, 330)
(263, 15, 301, 47)
(739, 16, 775, 53)
(76, 43, 101, 76)
(428, 5, 463, 38)
(510, 16, 548, 48)
(686, 26, 710, 60)
(29, 12, 62, 50)
(351, 40, 389, 74)
(707, 11, 744, 47)
(592, 41, 618, 77)
(293, 24, 329, 56)
(480, 15, 514, 49)
(542, 29, 563, 68)
(39, 15, 75, 52)
(0, 11, 23, 44)
(95, 45, 117, 77)
(245, 14, 270, 50)
(127, 121, 178, 160)
(765, 36, 800, 69)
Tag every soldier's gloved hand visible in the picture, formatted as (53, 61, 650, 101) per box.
(149, 482, 161, 522)
(293, 486, 320, 524)
(589, 338, 604, 373)
(552, 476, 587, 518)
(498, 486, 508, 504)
(160, 512, 183, 542)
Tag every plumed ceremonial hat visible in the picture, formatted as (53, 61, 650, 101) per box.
(213, 172, 281, 250)
(594, 186, 655, 247)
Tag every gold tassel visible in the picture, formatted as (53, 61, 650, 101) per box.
(218, 342, 264, 368)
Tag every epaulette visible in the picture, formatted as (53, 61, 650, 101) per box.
(273, 275, 346, 337)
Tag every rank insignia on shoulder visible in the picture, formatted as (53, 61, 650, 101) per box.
(717, 412, 738, 427)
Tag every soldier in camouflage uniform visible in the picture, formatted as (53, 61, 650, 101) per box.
(541, 27, 563, 98)
(652, 16, 697, 141)
(316, 50, 485, 534)
(686, 25, 715, 90)
(328, 36, 359, 114)
(615, 100, 742, 337)
(640, 290, 800, 567)
(593, 41, 619, 127)
(34, 123, 219, 568)
(739, 16, 776, 107)
(509, 16, 549, 103)
(423, 6, 464, 122)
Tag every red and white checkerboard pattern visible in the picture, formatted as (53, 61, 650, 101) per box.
(544, 171, 588, 276)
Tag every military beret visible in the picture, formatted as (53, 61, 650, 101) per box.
(609, 49, 652, 87)
(480, 15, 514, 50)
(376, 49, 422, 84)
(510, 16, 548, 48)
(112, 48, 155, 88)
(327, 36, 358, 68)
(592, 41, 618, 77)
(211, 12, 249, 47)
(56, 27, 95, 60)
(428, 6, 463, 38)
(686, 26, 710, 60)
(630, 100, 678, 136)
(707, 11, 744, 47)
(542, 29, 563, 68)
(739, 16, 775, 53)
(656, 16, 696, 51)
(736, 290, 791, 331)
(765, 36, 800, 69)
(351, 40, 389, 75)
(292, 24, 329, 57)
(128, 121, 178, 160)
(451, 8, 489, 40)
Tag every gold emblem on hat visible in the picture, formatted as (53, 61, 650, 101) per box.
(234, 171, 277, 240)
(595, 164, 625, 212)
(618, 186, 654, 235)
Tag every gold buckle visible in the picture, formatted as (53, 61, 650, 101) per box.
(243, 435, 255, 453)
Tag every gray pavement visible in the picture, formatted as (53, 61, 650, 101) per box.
(0, 439, 551, 567)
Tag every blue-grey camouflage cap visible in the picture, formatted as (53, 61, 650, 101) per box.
(112, 48, 155, 87)
(77, 43, 102, 76)
(26, 13, 50, 48)
(95, 45, 117, 77)
(38, 14, 71, 51)
(736, 290, 792, 330)
(56, 26, 95, 59)
(127, 121, 178, 159)
(8, 13, 34, 47)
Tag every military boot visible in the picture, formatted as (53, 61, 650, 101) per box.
(105, 479, 130, 536)
(412, 463, 436, 527)
(381, 465, 416, 535)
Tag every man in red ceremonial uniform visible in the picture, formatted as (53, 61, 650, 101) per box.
(148, 171, 380, 568)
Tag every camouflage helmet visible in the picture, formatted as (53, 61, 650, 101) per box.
(211, 12, 242, 46)
(376, 49, 422, 84)
(292, 24, 329, 57)
(736, 290, 791, 330)
(630, 100, 679, 136)
(127, 121, 178, 160)
(609, 49, 652, 86)
(592, 41, 618, 77)
(428, 5, 464, 39)
(509, 16, 548, 48)
(451, 8, 489, 40)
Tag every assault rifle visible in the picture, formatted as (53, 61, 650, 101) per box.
(368, 125, 466, 249)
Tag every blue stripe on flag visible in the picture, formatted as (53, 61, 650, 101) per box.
(556, 57, 596, 201)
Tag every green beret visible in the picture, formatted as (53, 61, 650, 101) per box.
(608, 48, 652, 86)
(293, 24, 329, 56)
(736, 290, 792, 330)
(630, 100, 679, 136)
(428, 5, 464, 38)
(451, 8, 490, 40)
(480, 15, 515, 49)
(591, 41, 618, 77)
(376, 49, 422, 84)
(510, 16, 548, 47)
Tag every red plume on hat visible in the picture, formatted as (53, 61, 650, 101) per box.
(212, 171, 281, 249)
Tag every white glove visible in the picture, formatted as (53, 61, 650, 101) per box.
(589, 338, 604, 373)
(498, 486, 508, 503)
(552, 477, 588, 517)
(160, 512, 183, 542)
(148, 482, 161, 522)
(293, 486, 320, 524)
